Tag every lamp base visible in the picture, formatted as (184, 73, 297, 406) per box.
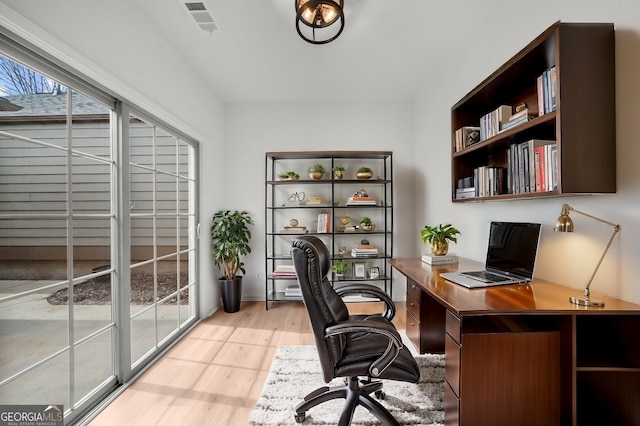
(569, 296, 605, 307)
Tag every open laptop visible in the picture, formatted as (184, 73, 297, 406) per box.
(440, 221, 541, 288)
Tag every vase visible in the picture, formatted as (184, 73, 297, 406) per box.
(334, 171, 343, 180)
(431, 241, 449, 256)
(309, 172, 324, 180)
(356, 172, 373, 180)
(219, 276, 242, 313)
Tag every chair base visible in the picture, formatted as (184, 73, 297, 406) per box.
(294, 376, 399, 426)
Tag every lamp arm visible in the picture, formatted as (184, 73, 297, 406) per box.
(568, 206, 620, 229)
(583, 224, 621, 295)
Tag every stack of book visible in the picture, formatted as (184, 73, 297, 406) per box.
(279, 225, 307, 234)
(455, 186, 475, 200)
(272, 264, 297, 277)
(500, 107, 537, 133)
(346, 195, 377, 206)
(421, 253, 459, 265)
(351, 245, 378, 258)
(284, 285, 302, 299)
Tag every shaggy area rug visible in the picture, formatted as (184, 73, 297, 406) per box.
(250, 333, 444, 425)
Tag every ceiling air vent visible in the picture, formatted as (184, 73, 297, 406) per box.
(184, 2, 220, 33)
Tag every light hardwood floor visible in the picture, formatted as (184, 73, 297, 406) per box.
(89, 301, 406, 425)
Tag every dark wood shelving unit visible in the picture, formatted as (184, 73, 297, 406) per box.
(451, 21, 616, 201)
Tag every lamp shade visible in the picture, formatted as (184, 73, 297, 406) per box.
(554, 204, 574, 232)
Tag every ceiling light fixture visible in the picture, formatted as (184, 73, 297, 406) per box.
(295, 0, 345, 45)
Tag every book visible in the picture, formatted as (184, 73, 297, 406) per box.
(316, 212, 331, 233)
(537, 74, 545, 116)
(421, 253, 459, 265)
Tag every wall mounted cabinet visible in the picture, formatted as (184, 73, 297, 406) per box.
(451, 21, 615, 202)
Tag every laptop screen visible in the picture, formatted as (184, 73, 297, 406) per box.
(485, 222, 541, 279)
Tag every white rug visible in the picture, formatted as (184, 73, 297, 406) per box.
(250, 333, 444, 425)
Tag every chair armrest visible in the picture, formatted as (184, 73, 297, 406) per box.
(335, 284, 395, 321)
(325, 320, 403, 378)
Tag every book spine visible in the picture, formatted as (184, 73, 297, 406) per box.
(537, 75, 544, 116)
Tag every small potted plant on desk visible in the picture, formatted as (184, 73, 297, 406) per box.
(420, 223, 460, 255)
(332, 259, 348, 279)
(211, 210, 254, 313)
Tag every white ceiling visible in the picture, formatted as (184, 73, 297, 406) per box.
(131, 0, 493, 103)
(1, 0, 572, 104)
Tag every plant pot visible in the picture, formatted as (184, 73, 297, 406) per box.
(309, 172, 324, 180)
(356, 172, 373, 180)
(360, 224, 375, 232)
(431, 241, 449, 256)
(219, 276, 242, 313)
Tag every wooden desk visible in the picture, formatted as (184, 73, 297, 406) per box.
(389, 257, 640, 426)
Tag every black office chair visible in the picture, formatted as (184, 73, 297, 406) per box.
(291, 236, 420, 425)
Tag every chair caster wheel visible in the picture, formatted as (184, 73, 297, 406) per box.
(375, 390, 385, 400)
(295, 412, 306, 423)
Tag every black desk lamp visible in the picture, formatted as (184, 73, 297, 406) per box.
(554, 204, 621, 307)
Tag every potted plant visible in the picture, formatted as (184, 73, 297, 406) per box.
(278, 170, 300, 180)
(307, 163, 326, 180)
(420, 223, 461, 256)
(332, 259, 348, 279)
(356, 166, 373, 180)
(360, 216, 375, 231)
(211, 210, 254, 313)
(333, 165, 345, 180)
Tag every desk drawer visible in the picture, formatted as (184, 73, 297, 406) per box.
(444, 381, 460, 426)
(445, 333, 461, 397)
(406, 309, 421, 351)
(406, 295, 420, 320)
(407, 279, 422, 303)
(446, 310, 461, 343)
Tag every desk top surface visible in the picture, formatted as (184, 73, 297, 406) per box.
(389, 257, 640, 315)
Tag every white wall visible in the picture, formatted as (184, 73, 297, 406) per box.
(223, 101, 415, 301)
(414, 5, 640, 304)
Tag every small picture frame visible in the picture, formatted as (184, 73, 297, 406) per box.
(353, 262, 366, 278)
(369, 267, 380, 279)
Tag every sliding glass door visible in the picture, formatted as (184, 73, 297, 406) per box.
(0, 46, 199, 423)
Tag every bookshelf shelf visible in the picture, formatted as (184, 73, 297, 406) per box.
(451, 21, 616, 201)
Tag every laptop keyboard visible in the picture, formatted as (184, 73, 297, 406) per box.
(462, 271, 508, 282)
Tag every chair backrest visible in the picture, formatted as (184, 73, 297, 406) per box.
(291, 236, 349, 382)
